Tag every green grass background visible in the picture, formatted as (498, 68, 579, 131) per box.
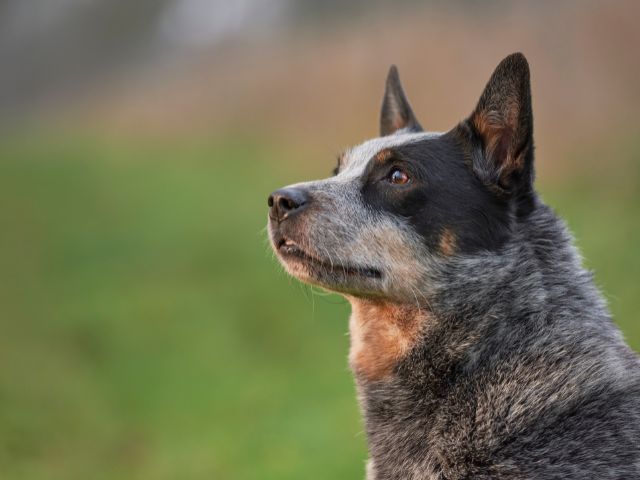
(0, 134, 638, 479)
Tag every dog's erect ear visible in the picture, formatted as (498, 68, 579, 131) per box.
(380, 66, 422, 136)
(465, 53, 534, 194)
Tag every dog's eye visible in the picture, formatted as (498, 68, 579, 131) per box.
(388, 168, 410, 185)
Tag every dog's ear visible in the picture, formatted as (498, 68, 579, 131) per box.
(464, 53, 534, 195)
(380, 66, 422, 136)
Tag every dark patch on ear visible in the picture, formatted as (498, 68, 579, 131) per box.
(464, 53, 534, 203)
(380, 66, 423, 136)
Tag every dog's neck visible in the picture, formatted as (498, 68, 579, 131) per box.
(347, 296, 479, 478)
(348, 300, 432, 383)
(346, 245, 520, 385)
(347, 295, 486, 389)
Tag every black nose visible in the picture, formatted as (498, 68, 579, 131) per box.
(268, 187, 309, 222)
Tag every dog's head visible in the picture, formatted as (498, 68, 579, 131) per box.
(268, 53, 534, 303)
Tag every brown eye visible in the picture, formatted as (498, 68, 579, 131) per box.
(388, 168, 410, 185)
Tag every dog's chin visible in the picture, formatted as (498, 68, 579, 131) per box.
(273, 237, 384, 295)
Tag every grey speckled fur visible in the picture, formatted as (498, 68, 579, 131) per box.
(362, 202, 640, 479)
(268, 53, 640, 479)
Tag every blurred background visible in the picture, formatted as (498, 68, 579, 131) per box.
(0, 1, 639, 478)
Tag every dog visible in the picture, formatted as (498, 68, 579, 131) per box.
(267, 53, 640, 479)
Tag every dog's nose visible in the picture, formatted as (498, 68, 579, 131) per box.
(268, 187, 309, 222)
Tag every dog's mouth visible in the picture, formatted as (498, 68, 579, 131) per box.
(276, 238, 382, 280)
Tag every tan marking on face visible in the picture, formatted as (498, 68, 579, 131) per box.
(348, 300, 431, 382)
(438, 228, 457, 256)
(375, 148, 393, 163)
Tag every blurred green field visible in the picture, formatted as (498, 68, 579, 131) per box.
(0, 135, 638, 480)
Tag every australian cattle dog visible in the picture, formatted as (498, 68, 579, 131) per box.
(267, 53, 640, 479)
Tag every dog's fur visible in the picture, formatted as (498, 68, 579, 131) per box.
(267, 53, 640, 479)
